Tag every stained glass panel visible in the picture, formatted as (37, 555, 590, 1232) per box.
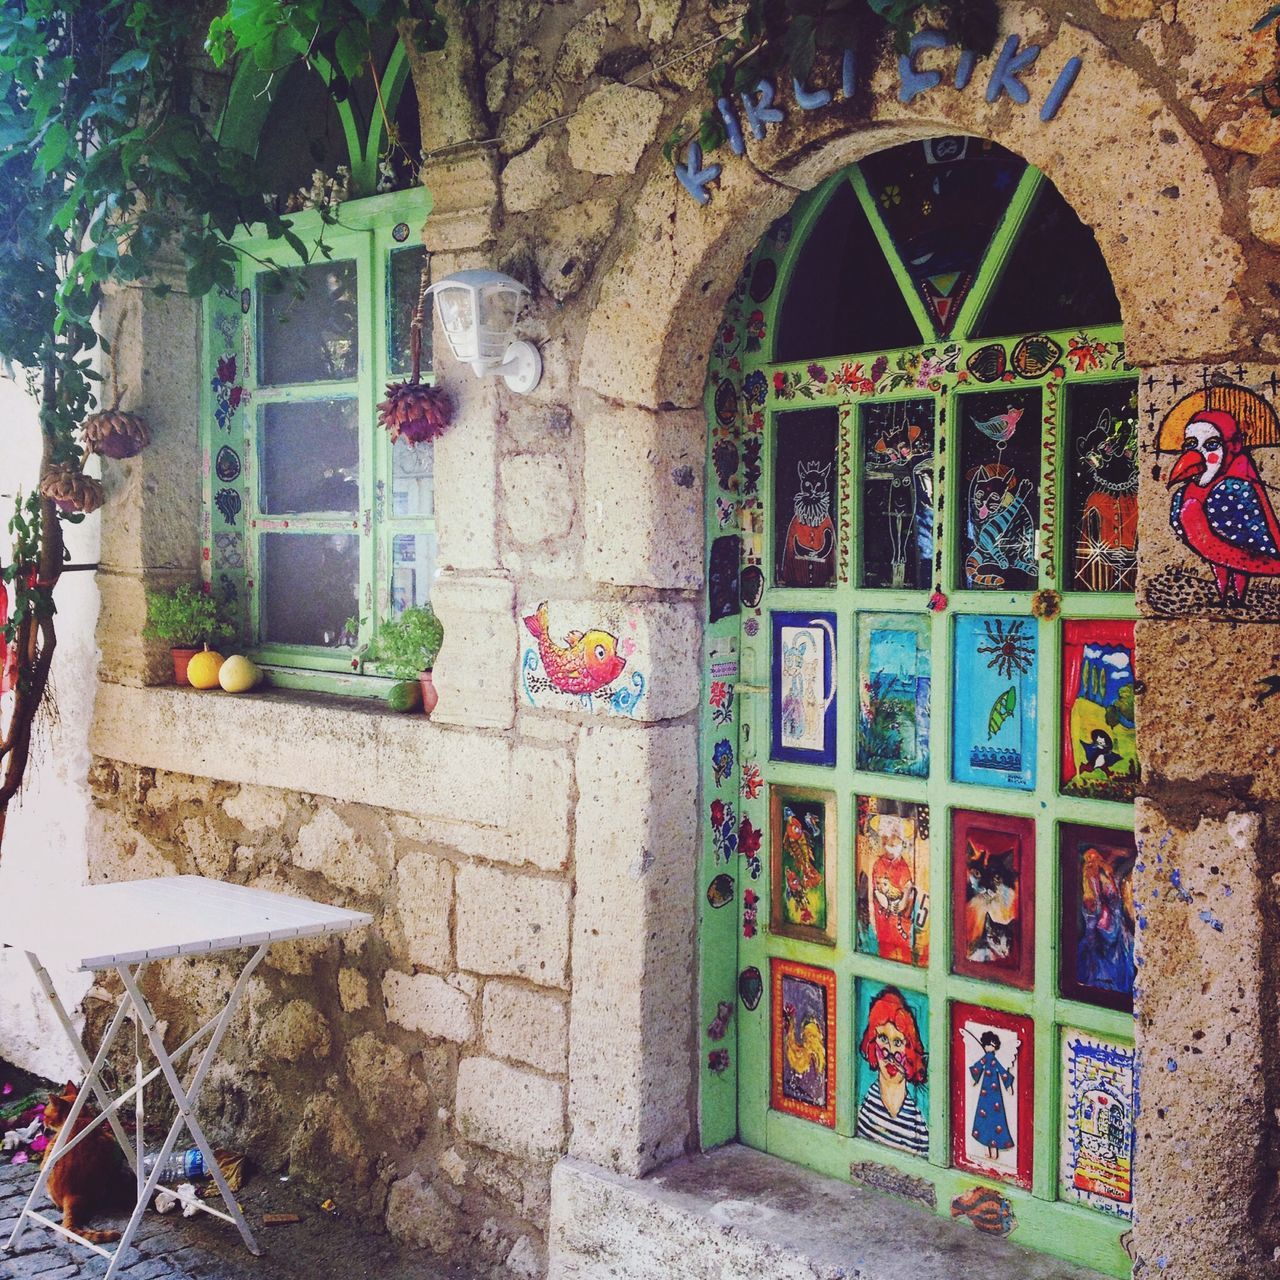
(774, 407, 838, 588)
(1065, 381, 1139, 592)
(855, 797, 930, 966)
(856, 612, 931, 777)
(860, 399, 935, 589)
(388, 245, 430, 377)
(860, 137, 1025, 338)
(957, 388, 1043, 591)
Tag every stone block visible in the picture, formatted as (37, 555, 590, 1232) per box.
(338, 966, 369, 1013)
(502, 136, 560, 214)
(504, 85, 563, 156)
(556, 11, 608, 81)
(518, 597, 699, 723)
(456, 1056, 566, 1161)
(254, 999, 330, 1062)
(394, 850, 454, 971)
(433, 370, 500, 572)
(567, 85, 663, 176)
(1131, 801, 1269, 1275)
(483, 981, 569, 1074)
(294, 805, 392, 898)
(534, 199, 617, 301)
(222, 784, 289, 831)
(1248, 182, 1280, 247)
(637, 0, 682, 42)
(569, 723, 696, 1176)
(456, 863, 570, 987)
(580, 399, 703, 591)
(344, 1033, 432, 1144)
(501, 452, 576, 546)
(418, 151, 498, 254)
(383, 971, 476, 1043)
(385, 1170, 457, 1252)
(430, 573, 518, 730)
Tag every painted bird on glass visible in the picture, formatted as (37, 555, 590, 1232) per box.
(1168, 409, 1280, 605)
(971, 406, 1024, 445)
(523, 602, 627, 696)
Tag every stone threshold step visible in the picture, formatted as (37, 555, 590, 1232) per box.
(549, 1145, 1109, 1280)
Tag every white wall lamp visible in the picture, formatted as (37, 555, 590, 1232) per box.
(425, 269, 542, 394)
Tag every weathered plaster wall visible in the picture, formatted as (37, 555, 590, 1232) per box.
(81, 1, 1280, 1277)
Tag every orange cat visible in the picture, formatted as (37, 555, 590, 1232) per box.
(41, 1081, 130, 1244)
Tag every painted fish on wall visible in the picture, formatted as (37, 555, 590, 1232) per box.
(523, 603, 627, 696)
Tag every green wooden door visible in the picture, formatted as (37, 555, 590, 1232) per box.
(700, 137, 1139, 1277)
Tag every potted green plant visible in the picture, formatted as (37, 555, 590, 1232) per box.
(144, 584, 236, 685)
(373, 604, 444, 715)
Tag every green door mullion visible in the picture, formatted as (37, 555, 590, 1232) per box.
(950, 166, 1043, 342)
(848, 167, 939, 347)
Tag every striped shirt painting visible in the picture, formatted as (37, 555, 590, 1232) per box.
(856, 1079, 929, 1156)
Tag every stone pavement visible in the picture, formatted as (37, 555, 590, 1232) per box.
(0, 1157, 476, 1280)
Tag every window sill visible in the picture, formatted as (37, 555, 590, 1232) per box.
(89, 679, 511, 829)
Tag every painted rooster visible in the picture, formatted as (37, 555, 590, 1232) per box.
(782, 1004, 826, 1080)
(1168, 409, 1280, 604)
(523, 602, 626, 696)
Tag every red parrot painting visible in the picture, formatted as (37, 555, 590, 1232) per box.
(1167, 409, 1280, 605)
(523, 602, 627, 696)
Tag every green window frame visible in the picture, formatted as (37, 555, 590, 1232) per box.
(202, 46, 437, 695)
(700, 140, 1138, 1277)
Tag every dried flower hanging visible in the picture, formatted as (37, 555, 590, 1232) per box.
(377, 257, 453, 447)
(82, 315, 152, 459)
(39, 464, 104, 515)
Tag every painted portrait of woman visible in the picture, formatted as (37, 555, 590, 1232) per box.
(855, 985, 929, 1156)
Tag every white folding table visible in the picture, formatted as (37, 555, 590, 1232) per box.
(0, 875, 371, 1278)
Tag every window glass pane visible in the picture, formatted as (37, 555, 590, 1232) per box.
(1060, 1029, 1136, 1216)
(860, 137, 1025, 338)
(774, 407, 838, 588)
(957, 388, 1042, 591)
(388, 245, 430, 377)
(256, 63, 348, 214)
(1058, 823, 1138, 1010)
(259, 399, 359, 514)
(392, 436, 434, 517)
(860, 399, 935, 589)
(973, 178, 1121, 339)
(951, 811, 1035, 990)
(260, 533, 359, 647)
(1061, 619, 1139, 801)
(855, 612, 931, 777)
(855, 797, 930, 966)
(855, 980, 930, 1156)
(774, 179, 921, 363)
(390, 530, 437, 615)
(258, 260, 358, 386)
(1066, 381, 1139, 592)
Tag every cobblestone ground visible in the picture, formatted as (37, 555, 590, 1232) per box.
(0, 1159, 476, 1280)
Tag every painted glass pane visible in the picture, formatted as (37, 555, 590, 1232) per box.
(952, 615, 1038, 790)
(859, 398, 935, 589)
(1060, 1029, 1136, 1218)
(390, 530, 437, 615)
(770, 786, 835, 946)
(773, 178, 921, 364)
(950, 1003, 1034, 1187)
(855, 797, 930, 966)
(1066, 381, 1139, 592)
(856, 613, 931, 777)
(770, 960, 836, 1127)
(1058, 823, 1137, 1011)
(774, 407, 838, 588)
(770, 611, 837, 767)
(258, 260, 359, 386)
(392, 435, 434, 517)
(854, 981, 930, 1158)
(260, 532, 359, 647)
(957, 388, 1042, 591)
(973, 178, 1121, 339)
(951, 811, 1035, 990)
(1062, 620, 1139, 800)
(388, 244, 430, 377)
(860, 137, 1025, 338)
(259, 399, 359, 514)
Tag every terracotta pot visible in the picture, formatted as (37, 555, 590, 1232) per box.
(418, 670, 439, 717)
(171, 648, 199, 685)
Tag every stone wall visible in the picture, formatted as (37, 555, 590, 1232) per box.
(80, 1, 1280, 1277)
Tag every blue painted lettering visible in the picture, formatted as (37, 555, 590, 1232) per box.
(842, 48, 856, 99)
(716, 97, 746, 155)
(740, 80, 784, 140)
(1040, 56, 1083, 121)
(954, 49, 977, 91)
(675, 141, 722, 205)
(898, 30, 949, 104)
(985, 34, 1041, 105)
(793, 76, 832, 111)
